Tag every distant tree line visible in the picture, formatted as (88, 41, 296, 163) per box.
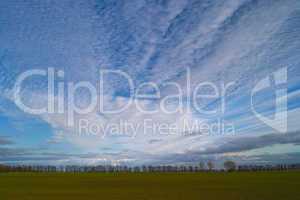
(0, 164, 213, 173)
(237, 163, 300, 172)
(1, 161, 300, 173)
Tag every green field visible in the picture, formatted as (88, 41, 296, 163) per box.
(0, 172, 300, 200)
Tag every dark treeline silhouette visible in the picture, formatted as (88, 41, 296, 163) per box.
(0, 165, 207, 173)
(1, 162, 300, 173)
(237, 163, 300, 171)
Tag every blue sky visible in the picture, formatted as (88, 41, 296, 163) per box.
(0, 0, 300, 166)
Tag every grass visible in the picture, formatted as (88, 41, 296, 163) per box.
(0, 171, 300, 200)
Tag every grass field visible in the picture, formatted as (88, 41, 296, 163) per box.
(0, 171, 300, 200)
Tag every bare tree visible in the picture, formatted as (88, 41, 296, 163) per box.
(224, 160, 236, 172)
(199, 161, 205, 170)
(207, 161, 214, 171)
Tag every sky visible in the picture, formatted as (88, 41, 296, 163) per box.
(0, 0, 300, 166)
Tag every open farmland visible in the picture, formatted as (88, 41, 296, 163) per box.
(0, 171, 299, 200)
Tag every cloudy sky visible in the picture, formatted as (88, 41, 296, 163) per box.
(0, 0, 300, 166)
